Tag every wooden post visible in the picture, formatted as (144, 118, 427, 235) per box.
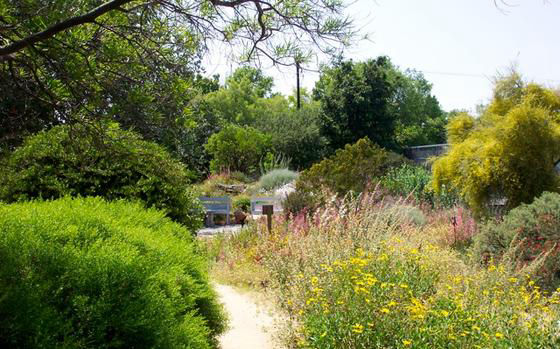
(296, 61, 301, 110)
(262, 205, 274, 234)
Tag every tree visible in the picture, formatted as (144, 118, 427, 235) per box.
(0, 0, 353, 62)
(313, 57, 399, 151)
(254, 96, 327, 169)
(0, 0, 204, 155)
(432, 74, 560, 217)
(226, 66, 274, 98)
(0, 0, 354, 155)
(391, 69, 447, 148)
(205, 124, 271, 175)
(313, 57, 446, 152)
(203, 67, 275, 125)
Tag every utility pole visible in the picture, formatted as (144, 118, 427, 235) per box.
(296, 60, 301, 110)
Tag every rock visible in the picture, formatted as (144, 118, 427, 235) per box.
(234, 210, 248, 226)
(217, 183, 246, 194)
(274, 181, 296, 198)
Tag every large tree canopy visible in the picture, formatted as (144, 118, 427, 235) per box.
(0, 0, 354, 154)
(0, 0, 353, 62)
(313, 56, 446, 152)
(313, 57, 398, 151)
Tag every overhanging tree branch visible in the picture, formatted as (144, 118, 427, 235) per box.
(0, 0, 135, 57)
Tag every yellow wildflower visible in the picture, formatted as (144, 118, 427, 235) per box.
(352, 323, 364, 334)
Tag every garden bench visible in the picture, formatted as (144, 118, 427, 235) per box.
(250, 196, 283, 215)
(199, 196, 231, 226)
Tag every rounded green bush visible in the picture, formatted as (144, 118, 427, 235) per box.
(233, 195, 251, 212)
(0, 123, 204, 231)
(472, 191, 560, 289)
(0, 197, 225, 348)
(297, 137, 406, 196)
(258, 168, 298, 192)
(282, 190, 317, 217)
(205, 125, 271, 175)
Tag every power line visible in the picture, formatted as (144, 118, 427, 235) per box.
(419, 70, 560, 84)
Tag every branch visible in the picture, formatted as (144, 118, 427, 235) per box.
(0, 0, 136, 57)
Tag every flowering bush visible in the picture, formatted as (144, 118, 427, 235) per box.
(293, 245, 559, 348)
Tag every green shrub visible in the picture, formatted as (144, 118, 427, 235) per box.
(205, 124, 271, 175)
(0, 123, 203, 231)
(472, 192, 560, 289)
(0, 197, 225, 348)
(258, 168, 298, 192)
(230, 171, 252, 183)
(233, 194, 251, 212)
(282, 190, 317, 217)
(254, 102, 328, 170)
(381, 164, 459, 208)
(297, 137, 406, 196)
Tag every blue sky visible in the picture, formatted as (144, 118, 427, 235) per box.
(203, 0, 560, 112)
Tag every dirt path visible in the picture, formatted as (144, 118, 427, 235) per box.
(215, 284, 279, 349)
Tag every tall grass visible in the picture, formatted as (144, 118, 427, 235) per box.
(204, 191, 560, 348)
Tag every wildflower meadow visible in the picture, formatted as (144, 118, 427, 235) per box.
(204, 191, 560, 348)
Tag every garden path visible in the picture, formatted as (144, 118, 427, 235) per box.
(215, 284, 278, 349)
(197, 225, 243, 237)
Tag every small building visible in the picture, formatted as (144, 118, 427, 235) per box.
(404, 144, 449, 165)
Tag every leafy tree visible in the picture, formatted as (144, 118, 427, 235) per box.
(0, 0, 204, 159)
(0, 0, 353, 117)
(313, 57, 446, 152)
(432, 75, 560, 217)
(254, 96, 327, 169)
(314, 57, 398, 151)
(203, 67, 273, 125)
(205, 124, 271, 175)
(0, 0, 353, 63)
(227, 66, 274, 98)
(0, 0, 354, 158)
(0, 73, 58, 155)
(0, 122, 204, 231)
(391, 69, 447, 148)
